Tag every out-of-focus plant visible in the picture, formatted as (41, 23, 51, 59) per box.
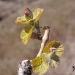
(16, 8, 64, 75)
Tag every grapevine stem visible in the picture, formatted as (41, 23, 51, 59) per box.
(37, 27, 50, 57)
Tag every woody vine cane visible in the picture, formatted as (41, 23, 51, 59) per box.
(16, 8, 64, 75)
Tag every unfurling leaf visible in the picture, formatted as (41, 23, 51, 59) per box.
(56, 45, 64, 57)
(15, 15, 29, 24)
(20, 26, 34, 44)
(51, 54, 59, 62)
(33, 8, 43, 22)
(50, 54, 60, 68)
(42, 53, 52, 63)
(24, 8, 32, 17)
(51, 60, 59, 68)
(31, 55, 49, 75)
(24, 8, 33, 20)
(43, 40, 64, 57)
(16, 8, 43, 25)
(43, 40, 60, 53)
(42, 53, 60, 68)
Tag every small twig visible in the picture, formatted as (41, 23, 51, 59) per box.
(37, 27, 50, 57)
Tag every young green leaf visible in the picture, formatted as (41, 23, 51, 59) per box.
(33, 8, 43, 22)
(20, 25, 34, 44)
(42, 53, 52, 63)
(51, 54, 59, 62)
(56, 45, 64, 57)
(16, 8, 43, 25)
(50, 54, 60, 68)
(50, 60, 59, 68)
(16, 15, 30, 24)
(43, 40, 64, 57)
(31, 55, 49, 75)
(42, 53, 60, 68)
(43, 40, 56, 53)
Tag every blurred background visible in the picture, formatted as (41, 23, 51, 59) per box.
(0, 0, 75, 75)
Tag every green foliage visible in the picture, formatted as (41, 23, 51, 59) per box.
(16, 8, 64, 75)
(16, 8, 43, 44)
(31, 55, 49, 75)
(20, 25, 34, 44)
(31, 40, 64, 74)
(16, 15, 30, 24)
(31, 48, 61, 75)
(43, 40, 64, 57)
(42, 53, 59, 68)
(33, 8, 43, 22)
(42, 40, 64, 68)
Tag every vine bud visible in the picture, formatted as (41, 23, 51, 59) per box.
(24, 8, 33, 19)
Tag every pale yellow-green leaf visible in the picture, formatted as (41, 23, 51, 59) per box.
(43, 40, 56, 53)
(51, 60, 59, 68)
(42, 53, 60, 68)
(31, 55, 49, 75)
(50, 54, 60, 68)
(16, 15, 29, 24)
(33, 8, 43, 22)
(43, 40, 64, 57)
(56, 45, 64, 57)
(20, 26, 34, 44)
(42, 53, 52, 63)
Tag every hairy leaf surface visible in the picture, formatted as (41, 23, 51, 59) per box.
(16, 15, 30, 24)
(20, 26, 34, 44)
(42, 53, 60, 68)
(32, 55, 49, 75)
(43, 40, 64, 57)
(33, 8, 43, 22)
